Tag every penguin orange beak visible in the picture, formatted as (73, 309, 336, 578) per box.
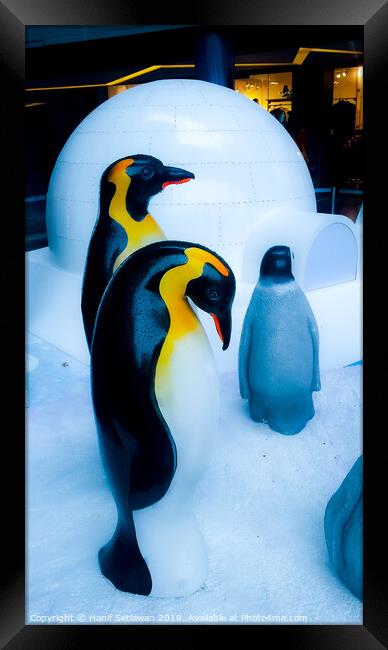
(161, 166, 195, 190)
(210, 311, 232, 351)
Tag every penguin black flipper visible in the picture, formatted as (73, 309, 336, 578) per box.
(82, 216, 125, 350)
(81, 230, 104, 350)
(308, 312, 321, 392)
(238, 313, 252, 400)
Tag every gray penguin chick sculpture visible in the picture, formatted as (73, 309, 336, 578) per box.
(239, 245, 321, 435)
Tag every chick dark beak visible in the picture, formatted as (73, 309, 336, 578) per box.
(210, 311, 232, 351)
(161, 166, 195, 190)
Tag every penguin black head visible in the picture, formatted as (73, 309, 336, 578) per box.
(260, 245, 294, 282)
(185, 249, 236, 351)
(103, 154, 195, 221)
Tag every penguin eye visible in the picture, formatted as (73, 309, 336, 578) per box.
(141, 166, 155, 180)
(207, 287, 220, 303)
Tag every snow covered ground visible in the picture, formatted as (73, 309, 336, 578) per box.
(26, 332, 362, 625)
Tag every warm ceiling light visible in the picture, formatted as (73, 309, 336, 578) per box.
(25, 101, 47, 107)
(25, 64, 193, 91)
(336, 73, 341, 78)
(342, 71, 346, 77)
(270, 81, 279, 84)
(26, 47, 364, 93)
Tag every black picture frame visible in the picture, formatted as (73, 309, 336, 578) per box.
(1, 0, 387, 647)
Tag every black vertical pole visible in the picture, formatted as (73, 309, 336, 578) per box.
(292, 64, 334, 187)
(195, 30, 235, 89)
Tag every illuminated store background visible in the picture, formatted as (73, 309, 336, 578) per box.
(25, 25, 363, 250)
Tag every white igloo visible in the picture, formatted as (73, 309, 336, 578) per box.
(27, 79, 361, 370)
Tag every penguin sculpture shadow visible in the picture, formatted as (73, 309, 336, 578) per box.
(324, 455, 363, 600)
(91, 240, 235, 597)
(81, 154, 195, 350)
(238, 245, 321, 435)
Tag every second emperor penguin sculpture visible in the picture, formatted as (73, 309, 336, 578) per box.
(91, 241, 235, 597)
(239, 245, 321, 435)
(81, 154, 195, 348)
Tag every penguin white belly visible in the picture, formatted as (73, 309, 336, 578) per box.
(133, 325, 219, 597)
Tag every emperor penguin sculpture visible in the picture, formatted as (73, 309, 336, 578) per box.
(81, 154, 194, 349)
(239, 245, 321, 435)
(91, 241, 235, 596)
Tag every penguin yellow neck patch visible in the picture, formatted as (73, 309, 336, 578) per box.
(107, 158, 165, 271)
(184, 247, 229, 278)
(156, 247, 229, 381)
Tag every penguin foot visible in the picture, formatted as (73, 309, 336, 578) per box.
(267, 410, 311, 435)
(268, 420, 306, 436)
(265, 396, 315, 435)
(134, 508, 207, 597)
(98, 523, 152, 596)
(248, 399, 267, 424)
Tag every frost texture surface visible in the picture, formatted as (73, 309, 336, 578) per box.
(27, 333, 362, 624)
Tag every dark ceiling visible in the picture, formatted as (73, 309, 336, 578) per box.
(25, 25, 193, 48)
(26, 25, 363, 87)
